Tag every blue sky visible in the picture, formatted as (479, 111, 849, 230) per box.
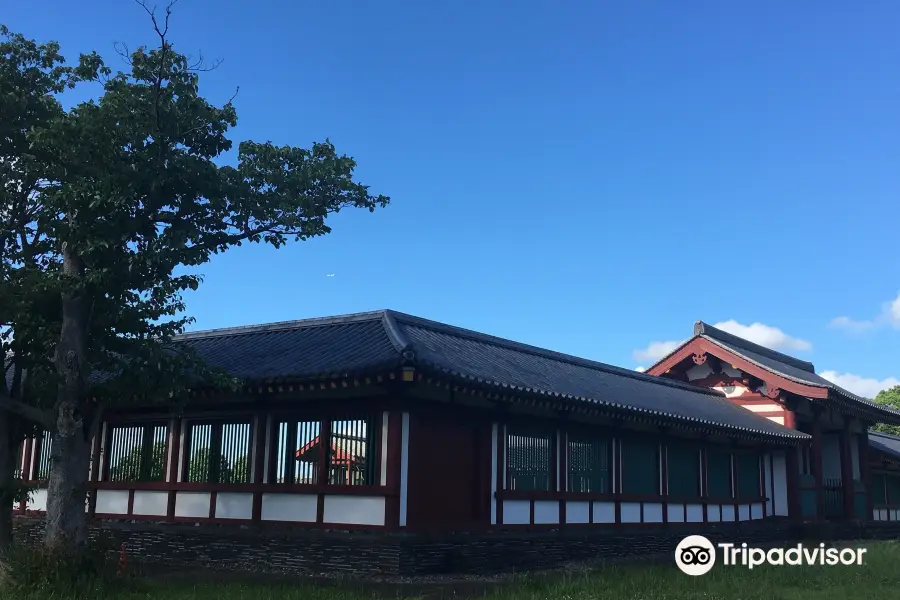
(5, 0, 899, 397)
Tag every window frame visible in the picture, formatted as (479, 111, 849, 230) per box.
(181, 418, 253, 485)
(102, 421, 170, 483)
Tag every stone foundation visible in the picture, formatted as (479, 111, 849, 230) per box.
(13, 517, 900, 577)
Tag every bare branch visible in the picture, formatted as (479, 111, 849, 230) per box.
(113, 41, 133, 66)
(0, 394, 53, 430)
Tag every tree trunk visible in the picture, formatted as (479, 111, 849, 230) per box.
(44, 248, 91, 550)
(0, 411, 14, 554)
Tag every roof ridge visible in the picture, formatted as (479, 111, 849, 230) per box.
(388, 311, 726, 397)
(694, 321, 815, 373)
(175, 310, 390, 340)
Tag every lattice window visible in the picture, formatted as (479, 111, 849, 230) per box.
(707, 449, 733, 499)
(735, 452, 761, 498)
(506, 428, 552, 491)
(567, 435, 610, 493)
(184, 421, 251, 484)
(105, 424, 168, 482)
(34, 434, 52, 481)
(274, 418, 321, 484)
(620, 437, 660, 495)
(667, 440, 701, 498)
(329, 417, 378, 486)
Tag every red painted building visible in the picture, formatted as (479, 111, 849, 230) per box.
(645, 321, 900, 522)
(13, 311, 898, 556)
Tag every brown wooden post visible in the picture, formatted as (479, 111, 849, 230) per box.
(860, 428, 873, 521)
(316, 418, 332, 524)
(251, 414, 267, 522)
(166, 418, 182, 521)
(810, 418, 825, 520)
(839, 422, 855, 519)
(87, 429, 102, 518)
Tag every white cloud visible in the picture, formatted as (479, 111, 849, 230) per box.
(819, 370, 900, 399)
(712, 320, 812, 351)
(632, 340, 683, 363)
(634, 366, 647, 373)
(830, 291, 900, 333)
(631, 319, 810, 372)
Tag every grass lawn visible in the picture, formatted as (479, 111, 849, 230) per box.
(23, 540, 900, 600)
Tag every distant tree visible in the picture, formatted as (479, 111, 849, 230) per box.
(187, 448, 233, 484)
(108, 442, 166, 481)
(232, 455, 249, 483)
(872, 386, 900, 436)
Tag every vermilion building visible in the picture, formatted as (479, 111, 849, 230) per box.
(11, 311, 899, 574)
(645, 321, 900, 522)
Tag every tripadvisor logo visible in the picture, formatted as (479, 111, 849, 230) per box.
(675, 535, 867, 576)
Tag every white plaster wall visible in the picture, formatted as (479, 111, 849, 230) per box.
(323, 495, 385, 526)
(533, 500, 558, 524)
(685, 503, 704, 523)
(620, 502, 641, 523)
(721, 505, 736, 522)
(667, 503, 685, 523)
(174, 492, 210, 519)
(738, 504, 750, 521)
(132, 491, 168, 516)
(502, 500, 530, 524)
(592, 501, 615, 523)
(260, 493, 317, 522)
(822, 434, 842, 480)
(743, 403, 782, 413)
(95, 489, 128, 514)
(216, 493, 253, 519)
(566, 501, 590, 524)
(751, 503, 763, 520)
(707, 504, 720, 522)
(643, 502, 663, 523)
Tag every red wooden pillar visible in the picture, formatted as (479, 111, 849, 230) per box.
(860, 429, 873, 521)
(810, 419, 825, 519)
(87, 430, 102, 518)
(166, 419, 182, 521)
(839, 423, 855, 519)
(251, 415, 267, 522)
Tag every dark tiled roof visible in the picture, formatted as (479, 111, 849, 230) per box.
(177, 310, 807, 442)
(692, 321, 900, 424)
(869, 430, 900, 462)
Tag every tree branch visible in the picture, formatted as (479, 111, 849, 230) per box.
(0, 394, 53, 430)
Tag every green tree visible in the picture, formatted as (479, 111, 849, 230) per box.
(232, 455, 249, 483)
(187, 448, 233, 484)
(0, 23, 98, 551)
(872, 385, 900, 436)
(0, 1, 388, 554)
(108, 442, 166, 482)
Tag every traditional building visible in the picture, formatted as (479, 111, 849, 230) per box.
(644, 321, 900, 523)
(10, 311, 897, 575)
